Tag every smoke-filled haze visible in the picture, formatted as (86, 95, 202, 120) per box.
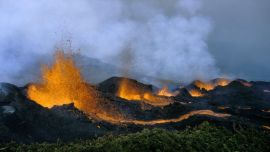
(0, 0, 269, 85)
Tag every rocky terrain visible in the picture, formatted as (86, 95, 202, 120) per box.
(0, 77, 270, 143)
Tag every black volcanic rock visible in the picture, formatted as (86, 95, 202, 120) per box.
(250, 81, 270, 102)
(1, 78, 270, 143)
(0, 83, 20, 105)
(174, 88, 192, 98)
(98, 77, 153, 95)
(207, 80, 270, 109)
(0, 84, 111, 143)
(186, 80, 203, 90)
(0, 81, 192, 143)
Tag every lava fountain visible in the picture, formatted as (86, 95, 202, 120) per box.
(194, 79, 230, 91)
(27, 50, 230, 124)
(117, 78, 145, 101)
(117, 79, 173, 106)
(189, 78, 231, 97)
(27, 50, 98, 113)
(189, 89, 204, 97)
(28, 50, 90, 108)
(194, 81, 214, 91)
(157, 86, 177, 97)
(215, 79, 231, 87)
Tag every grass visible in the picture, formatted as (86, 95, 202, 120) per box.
(1, 122, 269, 152)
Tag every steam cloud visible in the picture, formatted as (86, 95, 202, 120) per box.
(0, 0, 219, 85)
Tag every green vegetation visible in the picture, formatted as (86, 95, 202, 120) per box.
(1, 122, 269, 152)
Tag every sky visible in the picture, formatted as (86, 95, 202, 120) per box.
(0, 0, 269, 85)
(202, 0, 270, 81)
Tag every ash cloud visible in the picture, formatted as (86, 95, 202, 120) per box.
(0, 0, 219, 85)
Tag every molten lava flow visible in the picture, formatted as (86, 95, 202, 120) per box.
(218, 106, 230, 110)
(194, 81, 215, 91)
(117, 78, 144, 101)
(262, 125, 270, 130)
(262, 109, 270, 112)
(122, 110, 230, 125)
(27, 51, 230, 125)
(27, 51, 125, 123)
(189, 89, 204, 97)
(28, 51, 95, 108)
(215, 79, 230, 87)
(157, 86, 176, 97)
(194, 79, 231, 91)
(117, 79, 172, 106)
(25, 49, 120, 123)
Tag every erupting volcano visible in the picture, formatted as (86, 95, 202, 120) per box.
(27, 50, 95, 109)
(1, 1, 269, 151)
(27, 51, 131, 123)
(25, 51, 233, 124)
(1, 50, 270, 145)
(187, 79, 231, 97)
(193, 79, 230, 91)
(157, 86, 178, 97)
(189, 89, 205, 97)
(117, 78, 149, 101)
(117, 78, 174, 106)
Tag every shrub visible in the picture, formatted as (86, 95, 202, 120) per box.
(1, 122, 269, 152)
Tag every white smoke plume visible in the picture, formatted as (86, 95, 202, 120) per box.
(0, 0, 219, 85)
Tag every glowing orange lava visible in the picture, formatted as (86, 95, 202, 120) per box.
(157, 86, 176, 97)
(262, 125, 270, 130)
(26, 49, 112, 123)
(28, 50, 95, 108)
(117, 78, 144, 101)
(194, 81, 215, 91)
(121, 110, 230, 125)
(189, 89, 204, 97)
(117, 79, 172, 106)
(194, 79, 230, 91)
(189, 79, 230, 97)
(27, 50, 126, 123)
(27, 50, 230, 125)
(215, 79, 230, 87)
